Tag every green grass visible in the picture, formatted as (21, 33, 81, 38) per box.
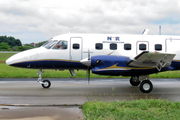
(83, 99, 180, 120)
(1, 53, 180, 78)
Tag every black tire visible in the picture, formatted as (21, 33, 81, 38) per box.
(139, 80, 153, 93)
(42, 80, 51, 88)
(130, 76, 140, 86)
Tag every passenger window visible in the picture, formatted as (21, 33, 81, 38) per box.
(96, 43, 103, 50)
(124, 44, 131, 50)
(73, 43, 80, 49)
(52, 40, 68, 50)
(110, 43, 117, 50)
(139, 44, 146, 50)
(155, 44, 162, 51)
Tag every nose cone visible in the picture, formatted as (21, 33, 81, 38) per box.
(5, 52, 23, 66)
(6, 48, 40, 67)
(6, 57, 13, 66)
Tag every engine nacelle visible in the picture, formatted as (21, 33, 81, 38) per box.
(91, 55, 131, 76)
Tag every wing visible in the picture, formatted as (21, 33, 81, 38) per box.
(127, 51, 176, 71)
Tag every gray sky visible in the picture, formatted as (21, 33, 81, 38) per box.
(0, 0, 180, 43)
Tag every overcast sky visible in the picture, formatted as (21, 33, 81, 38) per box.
(0, 0, 180, 43)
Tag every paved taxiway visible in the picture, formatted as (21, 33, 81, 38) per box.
(0, 78, 180, 119)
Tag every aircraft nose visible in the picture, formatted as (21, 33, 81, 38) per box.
(6, 55, 16, 66)
(6, 58, 11, 65)
(6, 52, 24, 66)
(6, 47, 40, 67)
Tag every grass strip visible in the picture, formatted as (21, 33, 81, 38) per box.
(83, 99, 180, 120)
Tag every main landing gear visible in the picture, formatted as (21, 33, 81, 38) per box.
(130, 75, 153, 93)
(37, 69, 51, 88)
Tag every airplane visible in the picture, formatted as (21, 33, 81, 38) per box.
(6, 29, 178, 93)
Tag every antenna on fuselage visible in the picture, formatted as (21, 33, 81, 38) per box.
(69, 28, 79, 34)
(142, 29, 149, 35)
(159, 26, 161, 35)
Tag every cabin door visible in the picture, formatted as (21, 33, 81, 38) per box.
(70, 37, 83, 61)
(136, 41, 149, 55)
(166, 38, 180, 59)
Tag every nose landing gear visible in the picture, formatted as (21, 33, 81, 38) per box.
(37, 69, 51, 88)
(41, 79, 51, 88)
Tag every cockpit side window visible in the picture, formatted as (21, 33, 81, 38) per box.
(44, 40, 58, 49)
(52, 40, 68, 50)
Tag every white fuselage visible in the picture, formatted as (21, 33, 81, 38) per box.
(6, 33, 180, 70)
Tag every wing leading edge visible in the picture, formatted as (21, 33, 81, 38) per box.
(127, 51, 176, 71)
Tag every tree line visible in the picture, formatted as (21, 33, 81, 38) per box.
(0, 36, 46, 51)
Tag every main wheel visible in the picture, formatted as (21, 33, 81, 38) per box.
(130, 76, 140, 86)
(42, 79, 51, 88)
(139, 80, 153, 93)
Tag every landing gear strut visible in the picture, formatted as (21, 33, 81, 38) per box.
(130, 75, 153, 93)
(37, 69, 51, 88)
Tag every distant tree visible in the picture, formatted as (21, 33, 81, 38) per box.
(36, 41, 47, 47)
(15, 39, 22, 46)
(12, 45, 34, 51)
(0, 36, 22, 47)
(0, 36, 7, 43)
(11, 46, 18, 51)
(16, 46, 23, 51)
(0, 36, 50, 51)
(23, 44, 32, 47)
(0, 42, 11, 50)
(23, 45, 34, 50)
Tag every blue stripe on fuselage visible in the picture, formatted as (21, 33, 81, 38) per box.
(9, 59, 180, 76)
(170, 61, 180, 70)
(10, 60, 87, 69)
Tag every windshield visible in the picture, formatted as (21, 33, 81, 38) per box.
(41, 40, 51, 47)
(43, 40, 58, 49)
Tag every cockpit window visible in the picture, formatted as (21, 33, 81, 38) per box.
(44, 40, 58, 49)
(52, 40, 68, 50)
(41, 41, 49, 47)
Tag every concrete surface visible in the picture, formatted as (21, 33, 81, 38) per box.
(0, 78, 180, 119)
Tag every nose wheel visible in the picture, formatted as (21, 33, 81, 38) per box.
(41, 79, 51, 88)
(38, 69, 51, 88)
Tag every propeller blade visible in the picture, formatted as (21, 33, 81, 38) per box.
(87, 49, 90, 84)
(88, 66, 90, 84)
(88, 49, 90, 60)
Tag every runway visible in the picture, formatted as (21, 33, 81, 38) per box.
(0, 78, 180, 119)
(0, 78, 180, 103)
